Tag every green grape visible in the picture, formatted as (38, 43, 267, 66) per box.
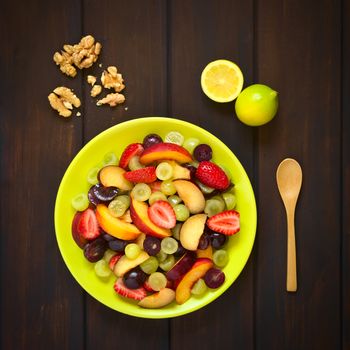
(171, 223, 183, 240)
(71, 193, 89, 211)
(131, 183, 151, 201)
(156, 250, 168, 263)
(103, 249, 116, 264)
(161, 237, 178, 254)
(108, 195, 130, 217)
(160, 180, 177, 196)
(167, 195, 182, 207)
(102, 152, 118, 166)
(125, 243, 141, 259)
(173, 204, 190, 221)
(156, 162, 174, 181)
(159, 254, 175, 271)
(94, 259, 112, 278)
(140, 257, 159, 274)
(204, 198, 225, 217)
(149, 191, 167, 205)
(87, 167, 100, 185)
(128, 156, 145, 171)
(213, 249, 229, 267)
(191, 278, 208, 295)
(222, 192, 237, 210)
(148, 272, 167, 291)
(196, 180, 215, 194)
(164, 131, 184, 145)
(183, 137, 200, 154)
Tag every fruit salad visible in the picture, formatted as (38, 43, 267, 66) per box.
(71, 131, 240, 309)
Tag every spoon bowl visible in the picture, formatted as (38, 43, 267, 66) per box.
(276, 158, 302, 292)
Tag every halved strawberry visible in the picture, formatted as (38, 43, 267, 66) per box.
(109, 253, 122, 270)
(143, 280, 154, 292)
(124, 166, 157, 183)
(207, 210, 240, 235)
(149, 181, 162, 192)
(148, 201, 176, 229)
(77, 208, 101, 240)
(113, 277, 147, 301)
(195, 161, 230, 190)
(119, 143, 144, 169)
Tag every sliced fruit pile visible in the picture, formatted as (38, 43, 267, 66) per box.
(71, 131, 240, 308)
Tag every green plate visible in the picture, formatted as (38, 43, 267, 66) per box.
(54, 117, 257, 318)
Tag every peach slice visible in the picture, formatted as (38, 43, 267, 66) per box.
(196, 245, 213, 259)
(165, 161, 191, 180)
(113, 251, 150, 277)
(139, 143, 192, 165)
(138, 288, 175, 308)
(98, 166, 133, 190)
(130, 199, 171, 238)
(175, 258, 213, 304)
(180, 213, 207, 251)
(173, 180, 205, 214)
(96, 204, 141, 240)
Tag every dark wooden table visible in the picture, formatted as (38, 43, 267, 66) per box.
(1, 0, 349, 349)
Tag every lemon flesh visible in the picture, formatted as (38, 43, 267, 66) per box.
(235, 84, 278, 126)
(201, 60, 244, 103)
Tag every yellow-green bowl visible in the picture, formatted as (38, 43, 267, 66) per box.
(54, 117, 257, 318)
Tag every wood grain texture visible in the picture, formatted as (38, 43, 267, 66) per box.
(0, 1, 84, 349)
(256, 0, 341, 348)
(168, 1, 255, 349)
(342, 0, 350, 348)
(82, 1, 169, 349)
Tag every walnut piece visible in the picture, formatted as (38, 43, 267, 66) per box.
(87, 75, 97, 86)
(91, 85, 102, 97)
(48, 87, 81, 117)
(96, 93, 125, 107)
(53, 35, 102, 77)
(101, 66, 125, 92)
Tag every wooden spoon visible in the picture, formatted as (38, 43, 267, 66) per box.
(276, 158, 302, 292)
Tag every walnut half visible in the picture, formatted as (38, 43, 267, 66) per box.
(48, 87, 81, 117)
(96, 93, 125, 107)
(101, 66, 125, 92)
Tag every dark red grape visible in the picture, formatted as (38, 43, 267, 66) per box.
(143, 236, 161, 256)
(102, 233, 115, 241)
(108, 238, 128, 252)
(197, 233, 210, 250)
(193, 144, 212, 161)
(173, 243, 187, 257)
(210, 232, 227, 249)
(204, 268, 225, 288)
(83, 238, 107, 262)
(183, 164, 197, 180)
(93, 184, 120, 202)
(143, 133, 163, 149)
(123, 268, 148, 289)
(88, 185, 103, 206)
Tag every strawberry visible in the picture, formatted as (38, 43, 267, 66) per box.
(148, 201, 176, 229)
(207, 210, 240, 235)
(109, 253, 122, 270)
(124, 166, 157, 183)
(77, 208, 101, 240)
(195, 161, 230, 190)
(113, 277, 147, 301)
(119, 143, 144, 169)
(143, 280, 154, 292)
(149, 180, 162, 192)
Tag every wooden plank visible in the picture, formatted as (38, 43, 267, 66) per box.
(342, 0, 350, 348)
(256, 0, 341, 348)
(0, 1, 84, 349)
(82, 1, 169, 349)
(169, 1, 255, 349)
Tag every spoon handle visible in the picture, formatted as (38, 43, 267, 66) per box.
(286, 209, 297, 292)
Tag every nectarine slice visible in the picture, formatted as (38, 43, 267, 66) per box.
(180, 213, 207, 251)
(114, 251, 150, 277)
(98, 166, 133, 191)
(175, 258, 213, 304)
(138, 288, 175, 308)
(173, 180, 205, 214)
(196, 245, 213, 259)
(96, 204, 141, 240)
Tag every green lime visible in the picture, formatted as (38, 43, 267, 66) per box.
(235, 84, 278, 126)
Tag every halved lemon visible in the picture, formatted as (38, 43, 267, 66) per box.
(201, 59, 244, 103)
